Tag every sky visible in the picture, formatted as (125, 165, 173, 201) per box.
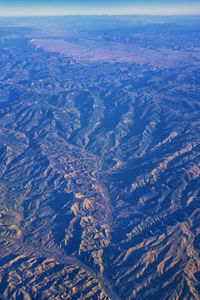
(0, 0, 200, 16)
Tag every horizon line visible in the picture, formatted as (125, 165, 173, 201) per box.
(1, 13, 200, 17)
(1, 4, 200, 17)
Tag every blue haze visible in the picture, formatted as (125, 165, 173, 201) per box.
(0, 0, 200, 16)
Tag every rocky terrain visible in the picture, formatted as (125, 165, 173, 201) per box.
(0, 15, 200, 299)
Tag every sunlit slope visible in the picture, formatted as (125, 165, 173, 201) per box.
(0, 16, 200, 299)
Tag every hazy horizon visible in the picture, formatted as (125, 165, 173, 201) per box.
(1, 1, 200, 17)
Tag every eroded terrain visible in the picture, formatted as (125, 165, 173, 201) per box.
(0, 16, 200, 299)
